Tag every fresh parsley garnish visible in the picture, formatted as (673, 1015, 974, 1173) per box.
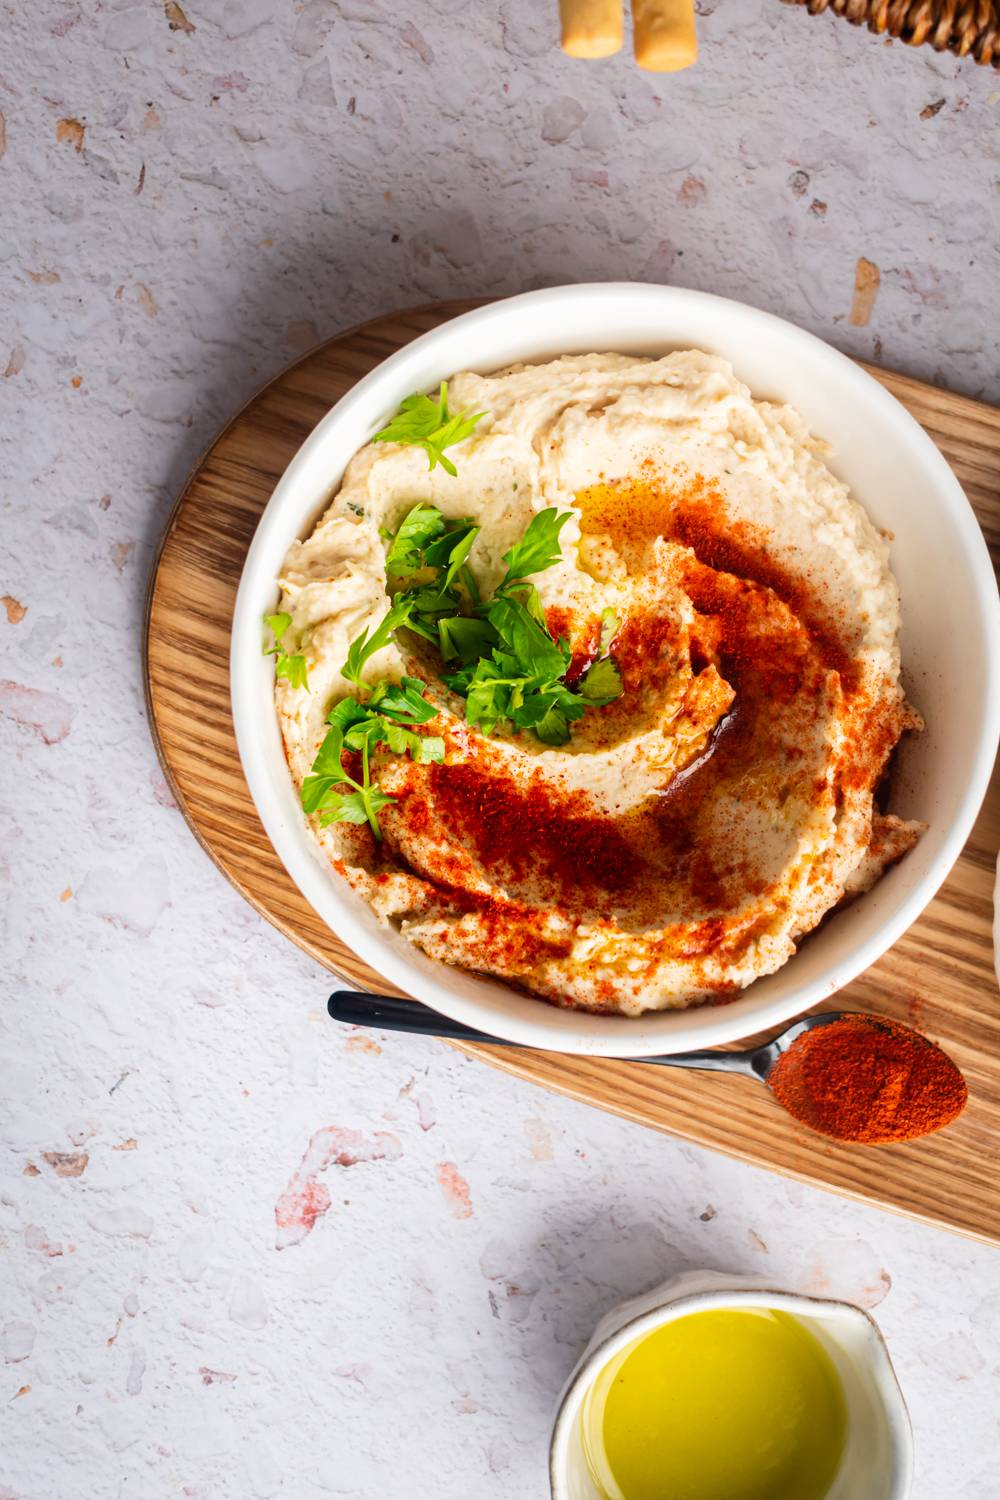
(277, 654, 310, 691)
(513, 684, 589, 746)
(301, 675, 444, 840)
(381, 502, 624, 747)
(437, 615, 496, 664)
(401, 507, 620, 745)
(579, 656, 623, 702)
(385, 506, 481, 590)
(381, 509, 483, 651)
(263, 611, 309, 691)
(446, 652, 590, 745)
(300, 716, 394, 836)
(372, 382, 486, 478)
(301, 499, 625, 841)
(384, 503, 448, 578)
(486, 591, 569, 683)
(427, 522, 479, 589)
(265, 611, 291, 639)
(342, 597, 415, 688)
(500, 508, 572, 584)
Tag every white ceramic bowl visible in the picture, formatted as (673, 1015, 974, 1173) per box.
(549, 1269, 914, 1500)
(231, 283, 1000, 1057)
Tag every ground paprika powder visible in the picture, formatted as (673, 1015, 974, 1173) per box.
(767, 1014, 967, 1144)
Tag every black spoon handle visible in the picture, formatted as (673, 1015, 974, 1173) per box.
(326, 989, 760, 1074)
(328, 989, 529, 1047)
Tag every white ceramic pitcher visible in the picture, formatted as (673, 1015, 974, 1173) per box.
(550, 1269, 913, 1500)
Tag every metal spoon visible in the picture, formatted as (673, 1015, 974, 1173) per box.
(327, 990, 966, 1144)
(327, 989, 842, 1081)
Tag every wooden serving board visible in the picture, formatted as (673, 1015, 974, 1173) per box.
(145, 302, 1000, 1245)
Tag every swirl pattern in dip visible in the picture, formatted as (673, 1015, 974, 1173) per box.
(273, 352, 922, 1015)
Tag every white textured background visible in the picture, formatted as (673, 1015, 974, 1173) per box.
(2, 2, 1000, 1497)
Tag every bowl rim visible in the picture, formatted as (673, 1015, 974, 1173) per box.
(230, 282, 1000, 1057)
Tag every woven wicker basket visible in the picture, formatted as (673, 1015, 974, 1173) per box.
(782, 0, 1000, 66)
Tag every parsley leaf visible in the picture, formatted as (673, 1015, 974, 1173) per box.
(302, 673, 442, 840)
(342, 715, 388, 755)
(342, 598, 414, 688)
(274, 652, 309, 690)
(438, 615, 497, 664)
(486, 593, 568, 683)
(263, 611, 309, 691)
(318, 501, 620, 779)
(357, 784, 397, 823)
(399, 611, 441, 645)
(384, 503, 447, 578)
(441, 660, 476, 695)
(460, 563, 481, 606)
(382, 506, 484, 665)
(513, 698, 571, 745)
(462, 659, 514, 735)
(421, 519, 476, 571)
(512, 683, 588, 744)
(301, 721, 352, 815)
(580, 656, 623, 703)
(384, 505, 481, 612)
(264, 612, 292, 641)
(368, 676, 438, 724)
(413, 734, 445, 764)
(372, 382, 486, 477)
(497, 579, 548, 628)
(427, 507, 620, 741)
(326, 697, 373, 736)
(500, 508, 572, 584)
(436, 525, 480, 589)
(319, 787, 391, 830)
(402, 584, 460, 616)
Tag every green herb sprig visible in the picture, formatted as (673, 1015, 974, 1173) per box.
(500, 508, 572, 583)
(342, 597, 415, 689)
(388, 504, 624, 746)
(264, 612, 310, 691)
(298, 500, 624, 841)
(301, 676, 444, 841)
(302, 600, 448, 840)
(372, 382, 486, 477)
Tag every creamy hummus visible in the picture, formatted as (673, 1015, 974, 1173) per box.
(273, 352, 922, 1016)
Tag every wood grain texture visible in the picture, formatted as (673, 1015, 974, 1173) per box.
(145, 302, 1000, 1245)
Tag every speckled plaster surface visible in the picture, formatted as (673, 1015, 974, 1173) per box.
(2, 3, 1000, 1497)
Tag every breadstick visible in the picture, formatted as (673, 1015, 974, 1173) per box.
(632, 0, 697, 70)
(559, 0, 624, 57)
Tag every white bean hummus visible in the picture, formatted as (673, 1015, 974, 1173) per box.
(272, 352, 922, 1016)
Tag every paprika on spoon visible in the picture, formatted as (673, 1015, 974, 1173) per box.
(766, 1013, 967, 1144)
